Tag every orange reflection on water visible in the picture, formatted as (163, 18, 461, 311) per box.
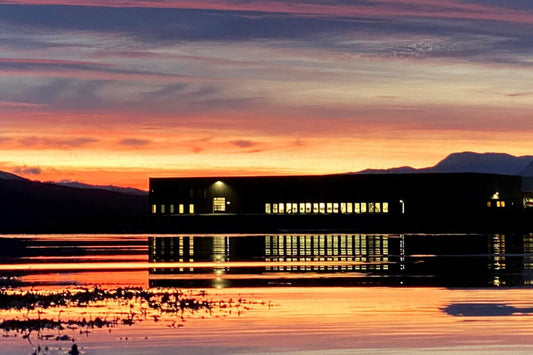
(0, 260, 388, 271)
(3, 286, 533, 353)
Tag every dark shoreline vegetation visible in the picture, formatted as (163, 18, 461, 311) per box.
(0, 287, 270, 345)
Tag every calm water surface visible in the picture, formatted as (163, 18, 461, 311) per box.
(2, 233, 533, 354)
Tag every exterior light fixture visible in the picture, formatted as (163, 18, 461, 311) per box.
(399, 200, 405, 214)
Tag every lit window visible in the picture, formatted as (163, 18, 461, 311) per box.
(265, 203, 271, 214)
(160, 204, 166, 214)
(496, 201, 502, 208)
(293, 203, 298, 213)
(179, 204, 184, 214)
(501, 201, 506, 207)
(273, 203, 279, 213)
(151, 204, 157, 214)
(383, 202, 389, 213)
(361, 203, 367, 213)
(170, 204, 175, 214)
(375, 203, 381, 213)
(305, 203, 312, 213)
(189, 204, 194, 214)
(327, 203, 333, 213)
(320, 203, 326, 214)
(286, 203, 292, 214)
(313, 203, 319, 213)
(333, 203, 339, 213)
(213, 197, 226, 212)
(279, 203, 285, 214)
(354, 203, 360, 214)
(487, 201, 492, 207)
(347, 203, 353, 213)
(299, 203, 305, 214)
(340, 203, 346, 214)
(369, 203, 375, 213)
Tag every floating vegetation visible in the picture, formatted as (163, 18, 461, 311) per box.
(0, 286, 269, 344)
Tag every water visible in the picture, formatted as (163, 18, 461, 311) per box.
(2, 233, 533, 354)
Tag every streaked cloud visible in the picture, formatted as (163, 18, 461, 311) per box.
(0, 1, 532, 188)
(231, 139, 257, 148)
(18, 136, 99, 149)
(119, 138, 151, 147)
(12, 165, 42, 175)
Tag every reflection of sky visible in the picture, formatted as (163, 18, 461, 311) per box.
(1, 1, 533, 188)
(4, 287, 533, 354)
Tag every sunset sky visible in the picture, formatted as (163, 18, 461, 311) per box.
(1, 0, 533, 189)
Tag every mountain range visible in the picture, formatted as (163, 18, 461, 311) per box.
(355, 152, 533, 176)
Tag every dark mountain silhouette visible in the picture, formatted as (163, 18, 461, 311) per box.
(431, 152, 533, 175)
(54, 180, 147, 195)
(352, 152, 533, 176)
(0, 174, 148, 233)
(355, 166, 421, 174)
(0, 171, 28, 181)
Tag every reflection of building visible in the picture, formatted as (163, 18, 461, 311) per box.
(149, 174, 522, 230)
(149, 234, 400, 288)
(148, 233, 533, 289)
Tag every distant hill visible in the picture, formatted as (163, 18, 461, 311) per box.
(54, 180, 147, 195)
(0, 172, 148, 233)
(0, 171, 28, 181)
(352, 152, 533, 176)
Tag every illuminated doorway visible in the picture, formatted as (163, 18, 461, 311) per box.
(213, 197, 226, 212)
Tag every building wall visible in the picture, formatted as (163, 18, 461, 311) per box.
(149, 173, 523, 219)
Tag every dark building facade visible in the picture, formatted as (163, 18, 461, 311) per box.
(149, 173, 522, 223)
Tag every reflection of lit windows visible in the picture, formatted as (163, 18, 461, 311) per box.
(361, 203, 367, 213)
(160, 204, 166, 214)
(333, 203, 339, 213)
(179, 204, 184, 214)
(354, 203, 360, 214)
(265, 203, 271, 214)
(340, 203, 346, 213)
(189, 204, 194, 214)
(327, 203, 333, 213)
(170, 204, 175, 214)
(319, 203, 326, 214)
(375, 202, 381, 213)
(279, 203, 285, 214)
(305, 203, 312, 213)
(383, 202, 389, 213)
(286, 203, 292, 214)
(299, 203, 305, 214)
(151, 204, 157, 214)
(213, 197, 226, 212)
(313, 203, 319, 213)
(273, 203, 279, 213)
(347, 203, 353, 213)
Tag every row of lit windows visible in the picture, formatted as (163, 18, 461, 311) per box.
(264, 257, 389, 272)
(151, 203, 195, 214)
(265, 235, 389, 257)
(487, 200, 506, 208)
(265, 201, 389, 214)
